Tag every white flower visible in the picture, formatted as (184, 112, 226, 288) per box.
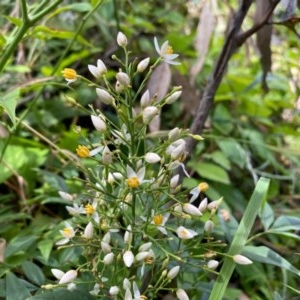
(117, 31, 127, 47)
(103, 252, 114, 265)
(88, 59, 107, 78)
(56, 222, 75, 245)
(51, 269, 77, 285)
(233, 254, 253, 265)
(176, 288, 189, 300)
(140, 89, 150, 108)
(82, 221, 93, 239)
(58, 191, 73, 201)
(166, 139, 186, 157)
(109, 286, 119, 296)
(126, 165, 146, 188)
(142, 106, 158, 123)
(176, 226, 198, 239)
(183, 203, 202, 216)
(137, 57, 150, 72)
(83, 200, 100, 224)
(96, 88, 114, 105)
(66, 203, 84, 216)
(112, 124, 131, 145)
(154, 37, 180, 65)
(167, 266, 180, 279)
(89, 283, 100, 296)
(165, 90, 182, 104)
(207, 260, 219, 270)
(116, 72, 130, 87)
(123, 250, 134, 267)
(145, 152, 161, 164)
(91, 115, 106, 132)
(152, 212, 170, 235)
(189, 182, 209, 203)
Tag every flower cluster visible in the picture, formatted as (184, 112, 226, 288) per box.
(52, 32, 242, 299)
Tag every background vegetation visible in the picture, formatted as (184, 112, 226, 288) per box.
(0, 0, 300, 299)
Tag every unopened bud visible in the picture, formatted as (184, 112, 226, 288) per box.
(137, 57, 150, 72)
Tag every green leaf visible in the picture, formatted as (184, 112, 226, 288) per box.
(204, 150, 231, 170)
(38, 239, 53, 262)
(210, 177, 270, 300)
(271, 216, 300, 231)
(0, 88, 20, 125)
(22, 261, 45, 286)
(5, 272, 31, 300)
(259, 202, 274, 231)
(216, 139, 246, 168)
(5, 235, 39, 258)
(212, 104, 234, 134)
(192, 162, 230, 184)
(242, 245, 300, 275)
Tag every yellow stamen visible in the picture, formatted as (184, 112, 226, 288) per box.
(63, 228, 73, 238)
(61, 68, 77, 80)
(153, 214, 163, 226)
(166, 46, 173, 55)
(76, 145, 90, 158)
(84, 204, 95, 215)
(145, 254, 154, 264)
(198, 182, 209, 192)
(126, 176, 140, 188)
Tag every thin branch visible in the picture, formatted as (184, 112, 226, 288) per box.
(185, 0, 280, 160)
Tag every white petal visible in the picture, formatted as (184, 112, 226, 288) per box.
(59, 270, 77, 284)
(51, 268, 64, 280)
(176, 226, 198, 239)
(176, 288, 189, 300)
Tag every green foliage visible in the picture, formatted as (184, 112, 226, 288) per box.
(0, 0, 300, 299)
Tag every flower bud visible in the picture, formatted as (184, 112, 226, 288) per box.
(168, 127, 180, 141)
(233, 254, 253, 265)
(91, 115, 106, 132)
(123, 250, 134, 267)
(101, 241, 112, 253)
(103, 252, 114, 265)
(170, 174, 179, 189)
(207, 260, 219, 270)
(139, 242, 152, 252)
(165, 91, 182, 104)
(198, 197, 208, 212)
(96, 88, 114, 105)
(117, 31, 127, 47)
(58, 191, 73, 202)
(59, 270, 77, 284)
(116, 72, 130, 87)
(124, 225, 132, 244)
(88, 59, 107, 78)
(204, 220, 214, 233)
(183, 203, 202, 216)
(171, 143, 185, 160)
(142, 106, 158, 123)
(140, 90, 150, 108)
(176, 288, 189, 300)
(167, 266, 180, 279)
(137, 57, 150, 72)
(135, 251, 149, 261)
(102, 146, 112, 165)
(145, 152, 161, 164)
(83, 222, 93, 239)
(109, 286, 119, 296)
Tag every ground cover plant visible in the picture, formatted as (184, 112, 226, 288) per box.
(0, 1, 300, 299)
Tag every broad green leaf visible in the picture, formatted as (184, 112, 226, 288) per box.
(192, 162, 230, 184)
(5, 236, 38, 258)
(204, 150, 231, 170)
(216, 139, 246, 168)
(0, 32, 6, 48)
(5, 16, 22, 26)
(271, 216, 300, 231)
(242, 245, 300, 275)
(266, 230, 300, 241)
(259, 202, 274, 231)
(22, 261, 45, 286)
(38, 239, 53, 262)
(210, 177, 270, 300)
(0, 88, 20, 125)
(5, 272, 31, 300)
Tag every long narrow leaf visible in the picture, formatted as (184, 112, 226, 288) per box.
(209, 177, 270, 300)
